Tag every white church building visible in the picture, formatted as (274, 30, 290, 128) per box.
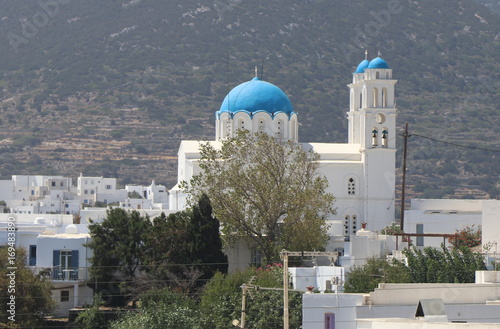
(169, 54, 398, 252)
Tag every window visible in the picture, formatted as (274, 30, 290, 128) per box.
(53, 250, 79, 280)
(376, 71, 380, 79)
(382, 130, 388, 148)
(382, 88, 387, 107)
(372, 88, 378, 107)
(31, 190, 35, 195)
(344, 215, 350, 239)
(51, 182, 56, 187)
(60, 182, 63, 187)
(325, 313, 335, 329)
(61, 291, 69, 302)
(347, 178, 356, 195)
(372, 129, 378, 147)
(344, 215, 358, 239)
(106, 185, 112, 190)
(84, 190, 88, 194)
(29, 245, 36, 266)
(90, 190, 95, 195)
(417, 224, 424, 246)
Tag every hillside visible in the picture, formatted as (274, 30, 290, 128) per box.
(0, 0, 498, 202)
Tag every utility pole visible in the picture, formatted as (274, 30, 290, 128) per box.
(280, 250, 339, 329)
(400, 122, 409, 232)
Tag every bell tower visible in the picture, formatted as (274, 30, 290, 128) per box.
(348, 51, 397, 150)
(346, 52, 398, 231)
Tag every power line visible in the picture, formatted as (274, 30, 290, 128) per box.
(411, 133, 500, 153)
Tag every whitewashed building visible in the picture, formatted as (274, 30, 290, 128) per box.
(303, 271, 500, 329)
(169, 55, 398, 253)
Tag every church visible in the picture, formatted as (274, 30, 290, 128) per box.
(169, 54, 398, 251)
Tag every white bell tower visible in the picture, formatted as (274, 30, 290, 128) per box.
(347, 51, 398, 230)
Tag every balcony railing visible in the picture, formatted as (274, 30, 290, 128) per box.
(35, 267, 87, 281)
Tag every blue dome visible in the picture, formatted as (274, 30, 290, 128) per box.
(218, 77, 294, 116)
(367, 57, 390, 69)
(355, 59, 370, 73)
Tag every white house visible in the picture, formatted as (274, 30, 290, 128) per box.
(169, 54, 398, 254)
(404, 199, 500, 251)
(303, 271, 500, 329)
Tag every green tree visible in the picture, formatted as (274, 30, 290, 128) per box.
(110, 288, 202, 329)
(344, 257, 410, 293)
(86, 208, 151, 305)
(74, 294, 108, 329)
(0, 247, 55, 327)
(143, 195, 228, 294)
(200, 264, 302, 329)
(345, 246, 487, 293)
(183, 131, 335, 263)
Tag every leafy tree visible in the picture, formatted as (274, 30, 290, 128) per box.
(183, 131, 335, 263)
(74, 294, 108, 329)
(0, 247, 55, 327)
(200, 264, 302, 329)
(86, 208, 151, 305)
(143, 195, 228, 294)
(110, 288, 202, 329)
(345, 246, 487, 293)
(344, 258, 410, 293)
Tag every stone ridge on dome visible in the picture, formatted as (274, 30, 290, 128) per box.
(218, 77, 294, 116)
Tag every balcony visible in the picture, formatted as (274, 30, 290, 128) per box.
(35, 267, 87, 282)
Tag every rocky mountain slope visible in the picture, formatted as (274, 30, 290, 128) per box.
(0, 0, 498, 200)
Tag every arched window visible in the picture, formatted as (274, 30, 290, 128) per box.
(382, 88, 387, 107)
(372, 128, 378, 147)
(359, 93, 363, 109)
(386, 71, 390, 79)
(376, 71, 380, 79)
(372, 88, 378, 107)
(348, 177, 356, 195)
(382, 129, 388, 148)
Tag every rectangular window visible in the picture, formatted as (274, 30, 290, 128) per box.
(29, 245, 37, 266)
(417, 224, 424, 246)
(325, 313, 335, 329)
(61, 290, 69, 302)
(31, 190, 35, 195)
(90, 190, 95, 194)
(84, 190, 88, 194)
(106, 185, 112, 190)
(52, 182, 56, 187)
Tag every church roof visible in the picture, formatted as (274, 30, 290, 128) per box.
(218, 77, 294, 116)
(367, 57, 390, 69)
(355, 59, 370, 73)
